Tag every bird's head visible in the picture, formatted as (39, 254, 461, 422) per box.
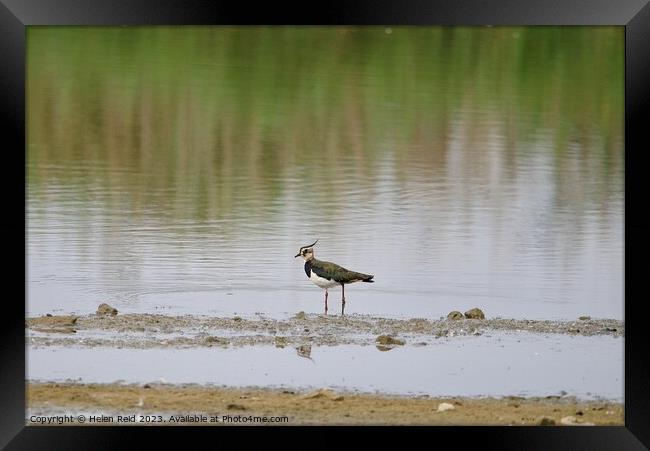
(295, 239, 318, 261)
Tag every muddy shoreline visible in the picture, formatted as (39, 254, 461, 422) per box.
(26, 313, 624, 349)
(27, 382, 623, 426)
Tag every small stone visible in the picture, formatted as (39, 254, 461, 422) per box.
(96, 303, 118, 316)
(464, 308, 485, 319)
(46, 313, 52, 317)
(233, 316, 242, 322)
(578, 316, 591, 321)
(447, 311, 464, 320)
(539, 417, 556, 425)
(294, 311, 307, 320)
(437, 402, 455, 412)
(375, 335, 405, 346)
(143, 384, 151, 389)
(560, 415, 577, 425)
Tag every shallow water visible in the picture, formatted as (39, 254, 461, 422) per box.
(27, 27, 623, 321)
(27, 332, 623, 400)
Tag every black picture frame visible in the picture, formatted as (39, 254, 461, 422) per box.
(2, 0, 648, 448)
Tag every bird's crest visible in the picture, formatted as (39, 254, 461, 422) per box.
(299, 239, 318, 252)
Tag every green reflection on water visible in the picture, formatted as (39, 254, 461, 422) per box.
(27, 26, 623, 221)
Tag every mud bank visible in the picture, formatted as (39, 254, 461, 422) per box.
(26, 313, 624, 349)
(27, 382, 623, 426)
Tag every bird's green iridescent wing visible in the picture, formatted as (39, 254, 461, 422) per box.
(311, 259, 373, 284)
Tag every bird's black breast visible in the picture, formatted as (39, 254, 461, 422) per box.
(304, 260, 312, 278)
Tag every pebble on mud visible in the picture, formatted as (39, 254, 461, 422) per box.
(578, 316, 591, 321)
(294, 311, 307, 320)
(560, 415, 578, 425)
(447, 311, 464, 320)
(375, 335, 405, 346)
(539, 417, 556, 425)
(437, 402, 455, 412)
(464, 308, 485, 320)
(96, 303, 118, 316)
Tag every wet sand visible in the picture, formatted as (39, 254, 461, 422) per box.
(27, 382, 623, 426)
(26, 313, 624, 348)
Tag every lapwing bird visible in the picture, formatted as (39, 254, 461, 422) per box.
(295, 240, 374, 315)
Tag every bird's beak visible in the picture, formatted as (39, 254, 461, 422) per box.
(294, 253, 301, 258)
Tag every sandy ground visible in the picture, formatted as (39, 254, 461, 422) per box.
(27, 382, 623, 426)
(26, 313, 624, 348)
